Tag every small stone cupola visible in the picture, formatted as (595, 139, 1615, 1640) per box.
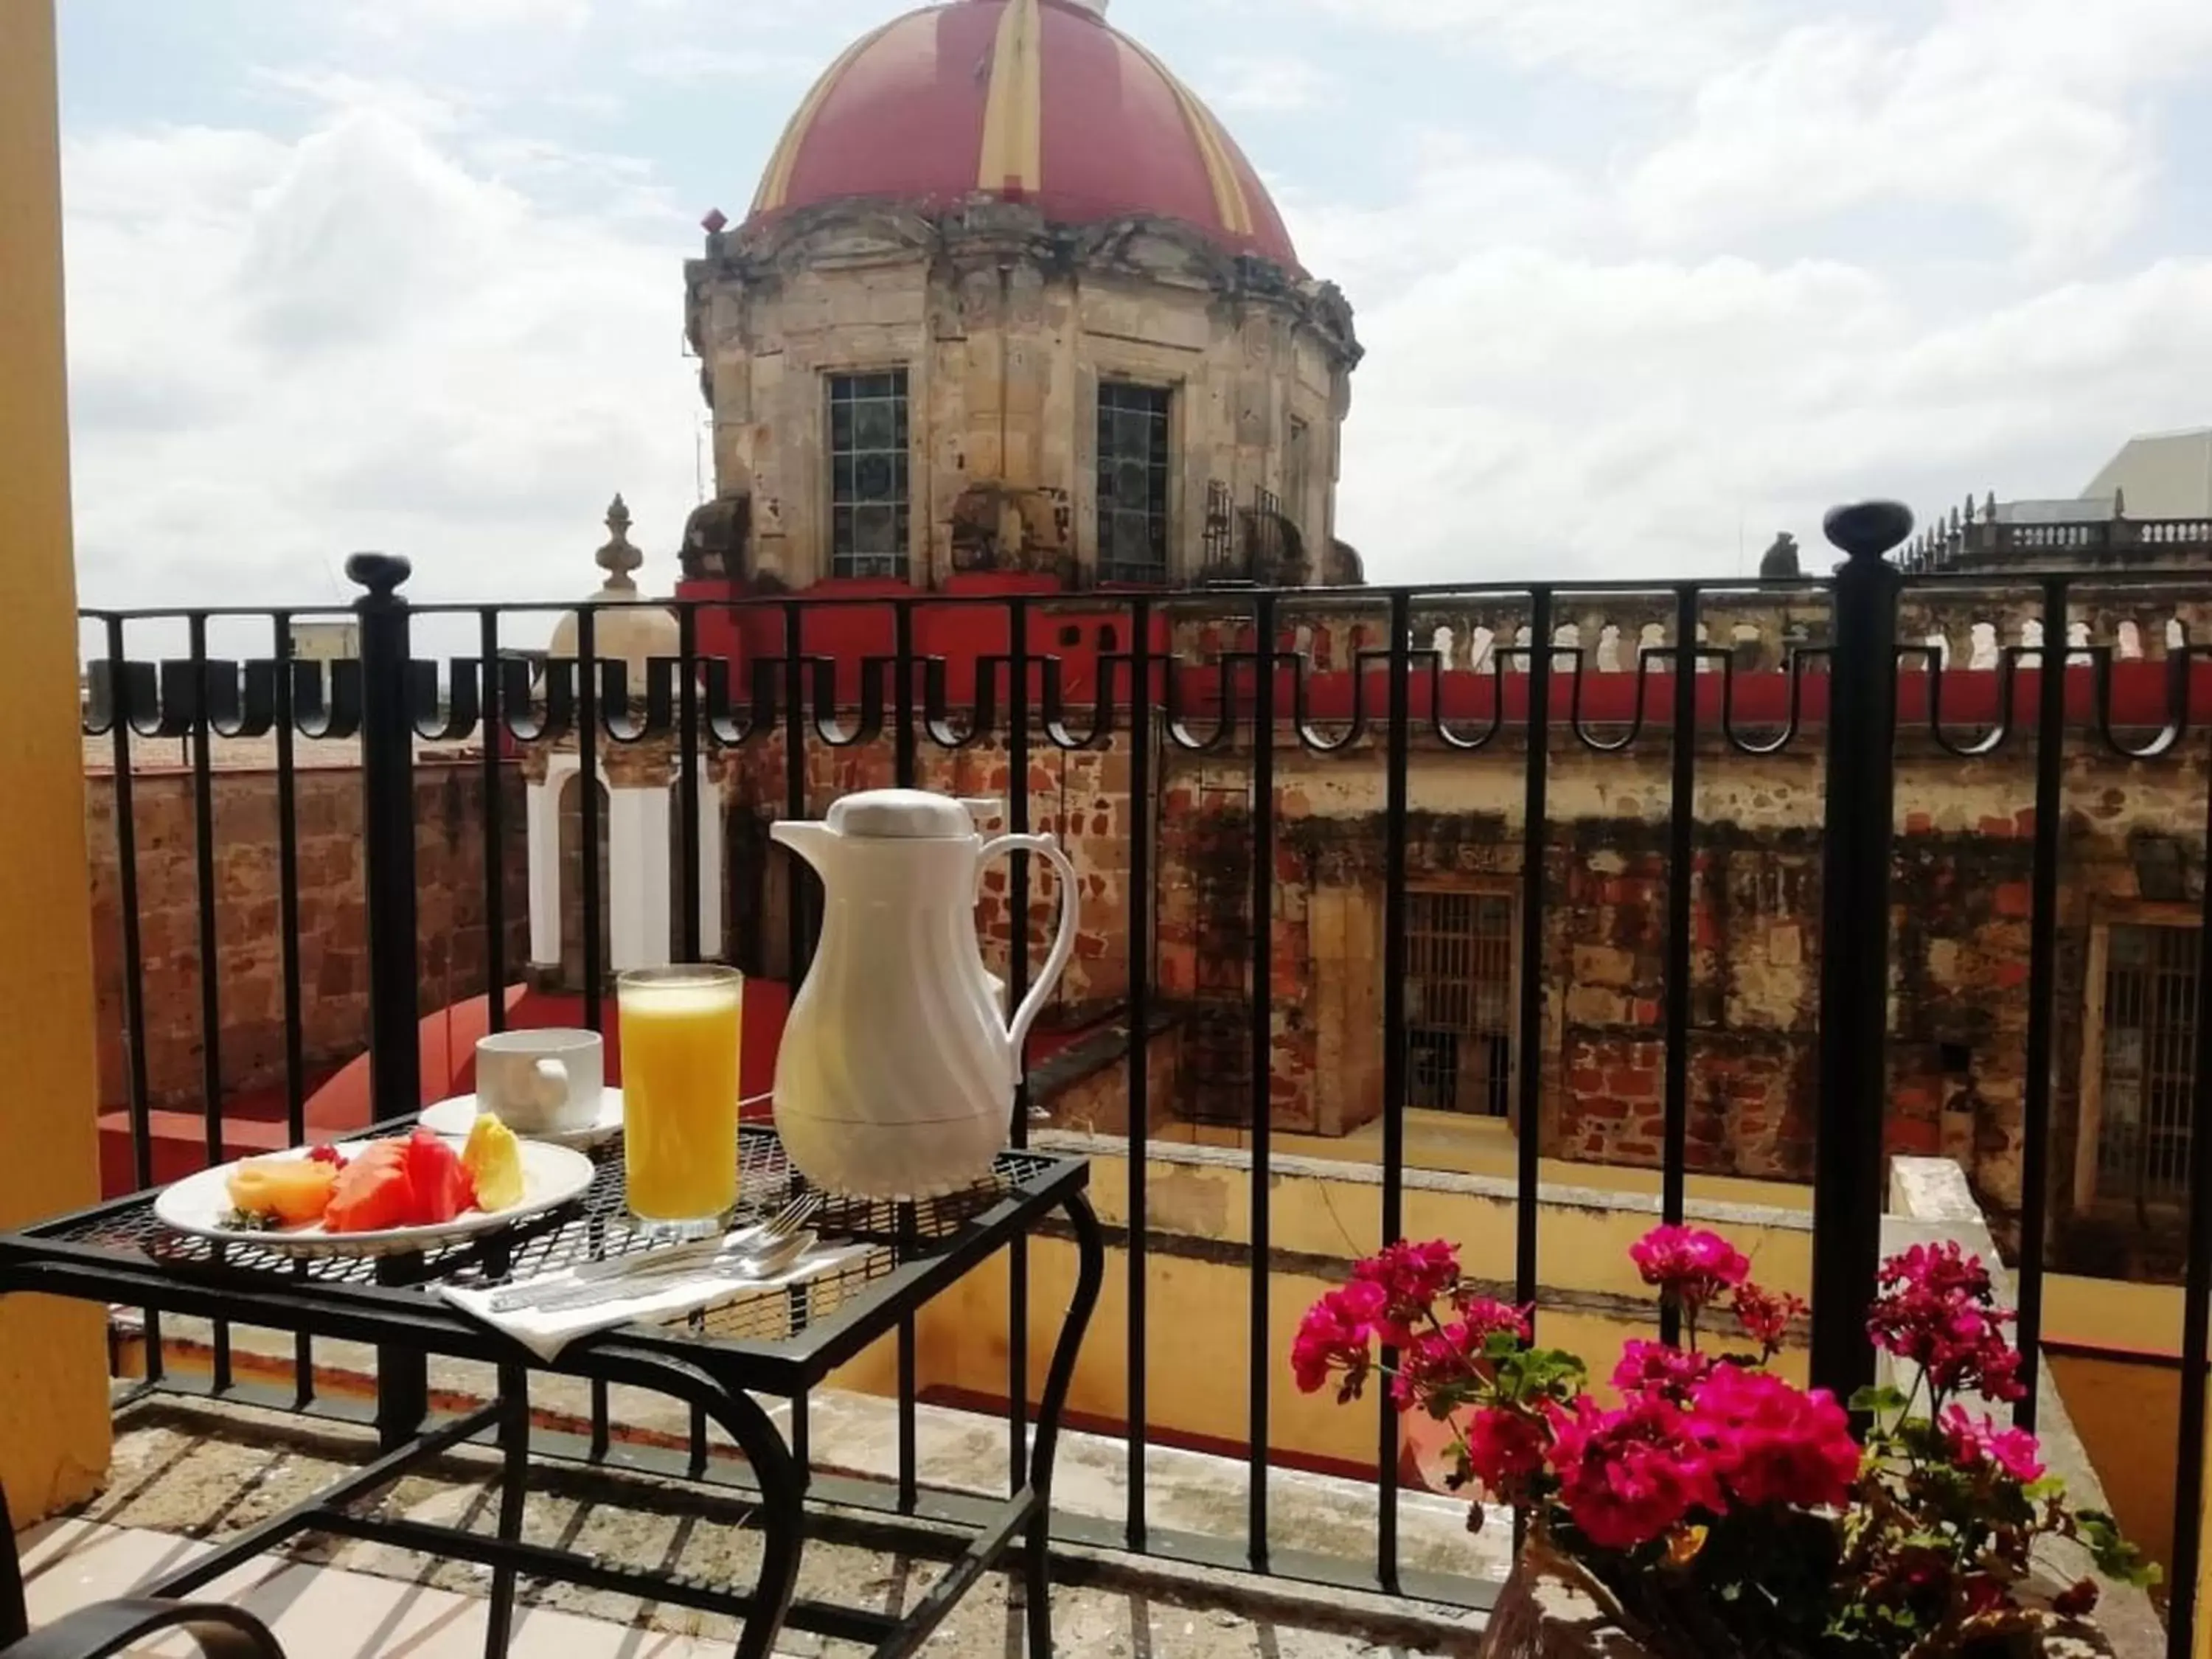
(527, 497, 724, 985)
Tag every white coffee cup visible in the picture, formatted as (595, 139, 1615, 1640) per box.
(476, 1029, 603, 1135)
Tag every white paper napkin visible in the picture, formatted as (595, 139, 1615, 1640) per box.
(442, 1244, 869, 1362)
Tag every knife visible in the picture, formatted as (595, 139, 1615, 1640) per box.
(504, 1229, 819, 1317)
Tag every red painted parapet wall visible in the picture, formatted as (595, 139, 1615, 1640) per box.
(677, 579, 2212, 730)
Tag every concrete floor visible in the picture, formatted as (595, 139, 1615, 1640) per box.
(18, 1399, 1481, 1659)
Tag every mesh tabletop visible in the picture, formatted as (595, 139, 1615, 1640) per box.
(25, 1124, 1075, 1358)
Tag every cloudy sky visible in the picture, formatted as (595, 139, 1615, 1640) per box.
(55, 0, 2212, 627)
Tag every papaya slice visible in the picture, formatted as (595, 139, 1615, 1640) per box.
(324, 1141, 415, 1234)
(321, 1130, 480, 1233)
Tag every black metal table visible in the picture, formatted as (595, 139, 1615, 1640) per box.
(0, 1125, 1102, 1659)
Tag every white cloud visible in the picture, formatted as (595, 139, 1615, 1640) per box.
(1623, 17, 2152, 263)
(628, 44, 822, 86)
(1330, 228, 2212, 580)
(1301, 0, 1774, 91)
(338, 0, 593, 39)
(62, 105, 703, 641)
(1199, 54, 1333, 114)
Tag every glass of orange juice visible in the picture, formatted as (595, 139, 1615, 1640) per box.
(617, 965, 742, 1238)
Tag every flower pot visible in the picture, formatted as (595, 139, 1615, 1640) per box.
(1476, 1534, 1665, 1659)
(1476, 1537, 2116, 1659)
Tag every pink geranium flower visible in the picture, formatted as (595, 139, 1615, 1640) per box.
(1353, 1239, 1461, 1346)
(1613, 1339, 1717, 1405)
(1940, 1406, 2045, 1484)
(1731, 1281, 1807, 1357)
(1688, 1366, 1861, 1512)
(1546, 1395, 1721, 1551)
(1292, 1279, 1386, 1400)
(1630, 1225, 1751, 1312)
(1464, 1405, 1551, 1497)
(1866, 1241, 2026, 1404)
(1392, 1300, 1532, 1411)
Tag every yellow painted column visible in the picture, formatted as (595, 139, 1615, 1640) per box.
(0, 0, 114, 1523)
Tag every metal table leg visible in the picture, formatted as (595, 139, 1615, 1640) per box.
(482, 1364, 530, 1659)
(678, 1357, 806, 1659)
(1022, 1191, 1105, 1657)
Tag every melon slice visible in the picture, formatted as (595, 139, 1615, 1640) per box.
(226, 1157, 339, 1226)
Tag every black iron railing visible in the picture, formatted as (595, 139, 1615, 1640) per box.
(72, 505, 2212, 1649)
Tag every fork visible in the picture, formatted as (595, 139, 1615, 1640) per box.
(489, 1190, 821, 1312)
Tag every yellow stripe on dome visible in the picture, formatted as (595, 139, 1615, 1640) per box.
(751, 16, 904, 216)
(1116, 35, 1255, 239)
(976, 0, 1043, 195)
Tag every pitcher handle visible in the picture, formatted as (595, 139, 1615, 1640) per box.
(977, 832, 1082, 1085)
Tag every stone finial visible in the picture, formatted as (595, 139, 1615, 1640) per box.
(2113, 484, 2127, 518)
(1759, 530, 1801, 579)
(597, 494, 642, 592)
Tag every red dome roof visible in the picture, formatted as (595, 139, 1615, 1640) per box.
(748, 0, 1298, 268)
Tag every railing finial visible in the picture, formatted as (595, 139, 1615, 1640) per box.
(344, 552, 413, 598)
(1821, 501, 1914, 563)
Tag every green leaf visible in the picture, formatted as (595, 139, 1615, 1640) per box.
(1850, 1384, 1910, 1417)
(2022, 1475, 2067, 1503)
(2079, 1511, 2162, 1587)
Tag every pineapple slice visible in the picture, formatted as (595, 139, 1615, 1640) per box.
(462, 1114, 526, 1212)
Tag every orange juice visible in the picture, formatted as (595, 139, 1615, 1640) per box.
(618, 967, 742, 1233)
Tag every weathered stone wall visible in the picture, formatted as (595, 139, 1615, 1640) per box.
(1142, 709, 2208, 1271)
(686, 204, 1357, 588)
(83, 761, 530, 1114)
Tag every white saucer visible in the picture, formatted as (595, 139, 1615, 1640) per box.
(418, 1088, 625, 1150)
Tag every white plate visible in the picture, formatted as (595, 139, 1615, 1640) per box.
(153, 1138, 598, 1259)
(417, 1090, 625, 1150)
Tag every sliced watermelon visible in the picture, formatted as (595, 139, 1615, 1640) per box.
(403, 1127, 477, 1225)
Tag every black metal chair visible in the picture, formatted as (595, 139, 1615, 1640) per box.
(3, 1486, 288, 1659)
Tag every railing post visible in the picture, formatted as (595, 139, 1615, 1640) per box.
(348, 552, 428, 1448)
(350, 553, 423, 1121)
(1809, 501, 1912, 1406)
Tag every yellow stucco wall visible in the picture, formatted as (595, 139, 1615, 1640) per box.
(832, 1138, 1812, 1475)
(2041, 1272, 2211, 1651)
(0, 0, 114, 1526)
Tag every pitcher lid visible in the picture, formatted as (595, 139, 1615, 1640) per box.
(824, 788, 979, 839)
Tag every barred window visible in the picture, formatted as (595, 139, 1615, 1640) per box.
(1405, 890, 1517, 1117)
(2095, 922, 2202, 1203)
(828, 371, 909, 579)
(1096, 382, 1172, 584)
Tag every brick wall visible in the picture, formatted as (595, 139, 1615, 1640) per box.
(84, 761, 529, 1115)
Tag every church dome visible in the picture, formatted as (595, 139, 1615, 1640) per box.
(747, 0, 1299, 269)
